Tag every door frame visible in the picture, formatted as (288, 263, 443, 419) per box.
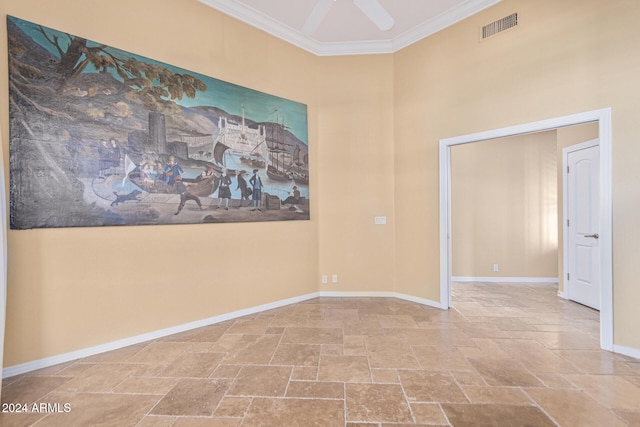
(439, 108, 613, 351)
(562, 139, 600, 308)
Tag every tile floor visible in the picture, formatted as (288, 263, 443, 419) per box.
(2, 282, 640, 426)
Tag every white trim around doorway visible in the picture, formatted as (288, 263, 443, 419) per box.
(439, 108, 613, 352)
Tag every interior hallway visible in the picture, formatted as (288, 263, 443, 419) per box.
(1, 282, 639, 426)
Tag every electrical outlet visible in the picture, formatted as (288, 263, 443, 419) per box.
(332, 274, 338, 283)
(493, 264, 499, 272)
(321, 275, 328, 284)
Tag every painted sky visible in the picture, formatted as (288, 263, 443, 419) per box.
(9, 16, 309, 144)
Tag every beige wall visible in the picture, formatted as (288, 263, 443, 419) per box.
(2, 0, 640, 368)
(556, 122, 599, 292)
(394, 0, 640, 349)
(451, 132, 558, 278)
(0, 0, 394, 367)
(316, 56, 396, 293)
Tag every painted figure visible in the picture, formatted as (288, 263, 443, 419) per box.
(216, 168, 232, 210)
(282, 185, 301, 206)
(174, 180, 206, 215)
(236, 170, 251, 207)
(249, 168, 264, 211)
(163, 155, 183, 185)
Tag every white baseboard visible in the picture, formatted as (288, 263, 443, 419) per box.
(612, 344, 640, 360)
(452, 276, 559, 283)
(3, 290, 443, 378)
(557, 290, 568, 299)
(318, 291, 443, 309)
(3, 291, 320, 379)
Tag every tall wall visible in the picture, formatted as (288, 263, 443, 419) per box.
(451, 131, 558, 279)
(316, 56, 396, 293)
(394, 0, 640, 349)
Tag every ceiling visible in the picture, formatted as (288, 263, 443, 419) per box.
(198, 0, 502, 56)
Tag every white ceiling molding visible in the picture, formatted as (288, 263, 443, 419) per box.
(197, 0, 502, 56)
(390, 0, 502, 52)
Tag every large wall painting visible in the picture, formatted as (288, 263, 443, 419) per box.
(7, 16, 309, 229)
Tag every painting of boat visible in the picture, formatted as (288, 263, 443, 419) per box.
(128, 168, 218, 196)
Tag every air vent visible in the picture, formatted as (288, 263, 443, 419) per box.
(481, 13, 518, 40)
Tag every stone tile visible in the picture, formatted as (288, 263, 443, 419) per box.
(527, 388, 628, 427)
(402, 327, 472, 347)
(185, 342, 215, 353)
(291, 366, 318, 380)
(243, 398, 344, 426)
(267, 314, 309, 328)
(505, 330, 600, 350)
(441, 403, 556, 427)
(0, 376, 71, 404)
(223, 335, 280, 365)
(126, 342, 191, 365)
(286, 381, 344, 399)
(0, 412, 47, 427)
(208, 334, 243, 353)
(345, 383, 412, 423)
(467, 358, 543, 387)
(614, 409, 640, 425)
(343, 336, 367, 355)
(112, 376, 178, 395)
(228, 365, 291, 396)
(371, 368, 399, 383)
(324, 308, 360, 322)
(210, 364, 242, 379)
(225, 318, 272, 335)
(367, 335, 421, 369)
(410, 403, 449, 424)
(3, 285, 638, 427)
(495, 339, 579, 374)
(398, 370, 468, 403)
(318, 355, 372, 382)
(52, 363, 96, 377)
(320, 344, 344, 356)
(282, 327, 343, 345)
(462, 386, 532, 404)
(555, 349, 637, 375)
(173, 418, 241, 427)
(343, 319, 384, 336)
(532, 372, 579, 389)
(79, 342, 149, 363)
(377, 314, 419, 328)
(151, 378, 230, 416)
(160, 324, 228, 343)
(412, 345, 472, 371)
(55, 363, 143, 393)
(136, 416, 177, 427)
(450, 370, 487, 387)
(160, 352, 224, 378)
(564, 374, 640, 410)
(34, 391, 160, 426)
(214, 396, 252, 417)
(270, 343, 321, 366)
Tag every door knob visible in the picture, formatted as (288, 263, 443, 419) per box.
(585, 233, 599, 239)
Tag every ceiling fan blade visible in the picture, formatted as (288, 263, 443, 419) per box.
(302, 0, 335, 36)
(353, 0, 394, 31)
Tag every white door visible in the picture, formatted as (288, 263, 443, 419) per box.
(566, 142, 600, 310)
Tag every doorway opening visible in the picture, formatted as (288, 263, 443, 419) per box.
(439, 108, 613, 351)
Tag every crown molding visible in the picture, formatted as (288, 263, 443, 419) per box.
(198, 0, 502, 56)
(391, 0, 502, 51)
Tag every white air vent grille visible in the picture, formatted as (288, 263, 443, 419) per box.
(482, 13, 518, 39)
